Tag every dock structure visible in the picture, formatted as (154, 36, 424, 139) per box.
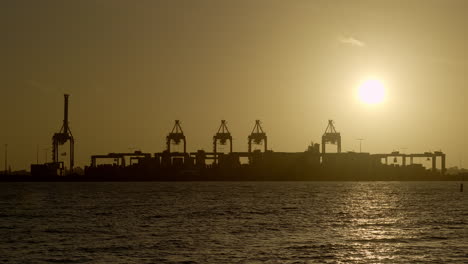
(91, 151, 151, 167)
(83, 120, 448, 176)
(373, 151, 446, 174)
(30, 99, 449, 179)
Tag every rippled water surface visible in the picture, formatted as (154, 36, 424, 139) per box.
(0, 182, 466, 263)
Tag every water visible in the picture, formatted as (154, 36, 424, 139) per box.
(0, 182, 466, 263)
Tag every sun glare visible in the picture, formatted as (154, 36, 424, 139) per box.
(358, 79, 386, 105)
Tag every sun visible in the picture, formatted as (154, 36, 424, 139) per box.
(357, 79, 386, 105)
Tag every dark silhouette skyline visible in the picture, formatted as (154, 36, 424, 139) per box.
(21, 94, 452, 181)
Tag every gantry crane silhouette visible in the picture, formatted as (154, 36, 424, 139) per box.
(248, 120, 267, 152)
(322, 120, 341, 154)
(166, 120, 186, 153)
(52, 94, 74, 171)
(213, 120, 233, 163)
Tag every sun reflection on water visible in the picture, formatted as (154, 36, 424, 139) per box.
(334, 183, 410, 262)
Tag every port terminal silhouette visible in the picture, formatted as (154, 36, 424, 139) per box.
(24, 95, 451, 181)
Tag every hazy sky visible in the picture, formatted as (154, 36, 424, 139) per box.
(1, 0, 467, 170)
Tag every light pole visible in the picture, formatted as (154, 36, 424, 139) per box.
(44, 148, 49, 163)
(356, 139, 364, 153)
(4, 144, 7, 175)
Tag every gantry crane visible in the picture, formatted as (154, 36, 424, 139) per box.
(166, 120, 186, 153)
(248, 120, 267, 152)
(213, 120, 233, 163)
(322, 120, 341, 154)
(52, 94, 74, 171)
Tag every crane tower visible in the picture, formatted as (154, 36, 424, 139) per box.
(322, 120, 341, 154)
(52, 94, 75, 171)
(213, 120, 233, 163)
(166, 120, 186, 153)
(248, 120, 267, 152)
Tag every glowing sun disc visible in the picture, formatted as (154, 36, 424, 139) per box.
(358, 79, 386, 105)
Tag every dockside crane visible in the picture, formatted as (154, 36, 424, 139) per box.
(248, 120, 267, 152)
(166, 120, 186, 153)
(213, 120, 233, 163)
(322, 120, 341, 154)
(52, 94, 74, 171)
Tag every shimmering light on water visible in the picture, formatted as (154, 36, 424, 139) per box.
(0, 182, 466, 263)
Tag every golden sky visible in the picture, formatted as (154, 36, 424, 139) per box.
(1, 0, 467, 170)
